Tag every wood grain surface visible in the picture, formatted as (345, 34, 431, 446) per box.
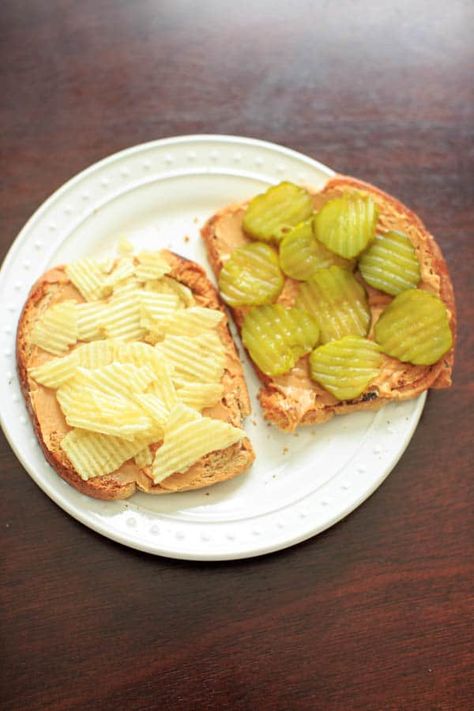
(1, 1, 473, 709)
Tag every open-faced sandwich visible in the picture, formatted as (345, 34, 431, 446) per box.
(17, 244, 255, 499)
(201, 176, 456, 432)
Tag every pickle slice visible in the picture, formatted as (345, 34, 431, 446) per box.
(359, 231, 421, 295)
(309, 336, 382, 401)
(314, 194, 378, 258)
(243, 182, 314, 243)
(242, 304, 319, 376)
(296, 266, 370, 343)
(374, 288, 452, 365)
(218, 242, 284, 306)
(279, 220, 352, 280)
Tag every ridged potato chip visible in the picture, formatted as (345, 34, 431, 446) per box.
(161, 307, 224, 336)
(164, 403, 201, 434)
(135, 251, 171, 281)
(139, 291, 181, 332)
(152, 409, 245, 483)
(60, 429, 142, 480)
(30, 300, 79, 355)
(144, 276, 195, 307)
(134, 446, 153, 469)
(105, 258, 135, 288)
(75, 339, 119, 368)
(29, 352, 79, 389)
(70, 363, 155, 398)
(156, 335, 225, 383)
(176, 382, 224, 410)
(103, 291, 145, 340)
(133, 393, 169, 426)
(76, 302, 107, 341)
(66, 257, 113, 301)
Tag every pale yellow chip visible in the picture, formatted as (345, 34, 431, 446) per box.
(72, 363, 156, 398)
(145, 276, 195, 307)
(161, 307, 224, 337)
(134, 446, 153, 469)
(156, 335, 225, 384)
(60, 429, 142, 480)
(134, 393, 169, 426)
(118, 238, 134, 256)
(164, 403, 201, 434)
(76, 301, 107, 341)
(66, 257, 113, 301)
(105, 258, 135, 288)
(176, 382, 224, 411)
(139, 291, 181, 332)
(28, 352, 79, 389)
(31, 300, 79, 355)
(103, 291, 145, 340)
(112, 277, 142, 296)
(192, 331, 227, 360)
(135, 251, 171, 281)
(115, 341, 172, 372)
(152, 410, 245, 483)
(74, 339, 119, 368)
(60, 388, 153, 440)
(146, 366, 178, 410)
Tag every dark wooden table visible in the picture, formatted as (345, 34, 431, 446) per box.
(1, 2, 473, 709)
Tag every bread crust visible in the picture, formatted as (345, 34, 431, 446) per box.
(17, 252, 255, 500)
(201, 175, 456, 432)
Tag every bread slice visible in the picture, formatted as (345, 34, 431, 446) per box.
(201, 175, 456, 432)
(17, 251, 255, 500)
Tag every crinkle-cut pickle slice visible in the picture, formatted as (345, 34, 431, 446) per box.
(296, 266, 370, 344)
(359, 230, 421, 296)
(374, 288, 452, 365)
(309, 336, 382, 401)
(242, 181, 314, 243)
(314, 193, 378, 259)
(242, 304, 319, 376)
(218, 242, 284, 306)
(279, 220, 352, 281)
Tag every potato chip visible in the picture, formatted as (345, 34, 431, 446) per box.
(28, 352, 79, 389)
(152, 412, 245, 483)
(134, 446, 153, 469)
(135, 251, 171, 281)
(105, 258, 135, 288)
(192, 332, 226, 360)
(62, 388, 153, 439)
(71, 363, 155, 398)
(76, 301, 107, 341)
(156, 335, 225, 384)
(60, 429, 141, 480)
(112, 277, 142, 296)
(134, 393, 169, 426)
(161, 307, 224, 337)
(176, 382, 224, 410)
(66, 257, 113, 301)
(118, 238, 134, 256)
(164, 403, 201, 434)
(103, 291, 145, 340)
(146, 365, 178, 410)
(74, 339, 119, 368)
(145, 276, 195, 307)
(30, 300, 79, 355)
(139, 291, 181, 331)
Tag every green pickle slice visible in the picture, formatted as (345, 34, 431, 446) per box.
(296, 266, 370, 343)
(374, 288, 452, 365)
(279, 220, 352, 280)
(218, 242, 284, 306)
(309, 336, 382, 401)
(243, 182, 314, 243)
(242, 304, 320, 376)
(314, 193, 378, 258)
(359, 230, 421, 295)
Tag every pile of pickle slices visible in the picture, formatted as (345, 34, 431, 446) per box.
(218, 182, 452, 401)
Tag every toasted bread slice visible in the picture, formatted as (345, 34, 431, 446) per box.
(17, 251, 254, 499)
(201, 175, 456, 432)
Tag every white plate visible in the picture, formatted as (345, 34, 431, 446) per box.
(0, 135, 425, 561)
